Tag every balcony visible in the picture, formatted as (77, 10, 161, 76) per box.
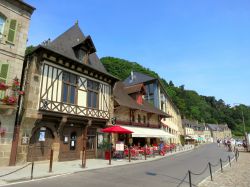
(116, 120, 161, 129)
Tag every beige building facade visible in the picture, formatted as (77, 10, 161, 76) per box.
(0, 0, 34, 166)
(123, 72, 183, 145)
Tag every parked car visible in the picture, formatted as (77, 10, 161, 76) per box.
(235, 140, 243, 147)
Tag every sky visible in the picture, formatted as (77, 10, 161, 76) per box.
(25, 0, 250, 106)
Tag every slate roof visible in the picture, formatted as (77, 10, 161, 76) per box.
(207, 124, 224, 131)
(46, 24, 107, 73)
(124, 84, 145, 95)
(114, 82, 170, 117)
(5, 0, 35, 14)
(27, 24, 118, 80)
(123, 72, 157, 86)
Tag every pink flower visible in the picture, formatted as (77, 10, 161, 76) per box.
(18, 91, 25, 95)
(0, 82, 9, 90)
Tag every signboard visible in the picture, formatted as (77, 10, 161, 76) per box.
(97, 133, 104, 148)
(64, 136, 69, 143)
(21, 135, 29, 145)
(115, 141, 124, 151)
(39, 131, 45, 142)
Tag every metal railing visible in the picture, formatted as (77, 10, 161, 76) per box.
(177, 148, 239, 187)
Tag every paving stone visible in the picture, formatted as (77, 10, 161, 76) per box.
(199, 151, 250, 187)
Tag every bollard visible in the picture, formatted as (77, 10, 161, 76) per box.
(220, 158, 223, 172)
(144, 147, 147, 160)
(228, 156, 231, 167)
(82, 148, 86, 168)
(30, 161, 34, 180)
(209, 162, 213, 181)
(128, 147, 131, 162)
(235, 151, 238, 162)
(188, 170, 192, 187)
(49, 149, 54, 172)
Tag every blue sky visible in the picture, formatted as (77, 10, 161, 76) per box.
(26, 0, 250, 106)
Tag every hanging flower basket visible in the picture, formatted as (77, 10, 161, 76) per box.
(12, 78, 20, 91)
(0, 82, 9, 90)
(1, 96, 17, 105)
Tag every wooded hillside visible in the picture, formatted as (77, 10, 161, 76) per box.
(101, 56, 250, 136)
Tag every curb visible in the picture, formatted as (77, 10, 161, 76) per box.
(198, 156, 236, 186)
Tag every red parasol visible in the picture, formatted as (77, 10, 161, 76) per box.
(101, 125, 133, 134)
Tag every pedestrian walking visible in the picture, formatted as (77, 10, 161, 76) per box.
(217, 139, 220, 147)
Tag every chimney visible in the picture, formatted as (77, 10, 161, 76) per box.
(131, 71, 134, 81)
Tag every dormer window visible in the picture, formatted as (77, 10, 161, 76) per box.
(73, 35, 96, 64)
(76, 49, 86, 62)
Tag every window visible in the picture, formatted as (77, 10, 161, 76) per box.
(70, 132, 77, 150)
(146, 83, 154, 95)
(132, 114, 135, 122)
(62, 72, 77, 104)
(87, 128, 96, 150)
(0, 63, 9, 83)
(76, 49, 86, 62)
(87, 80, 99, 108)
(7, 19, 17, 43)
(0, 63, 9, 99)
(138, 115, 141, 123)
(0, 14, 6, 38)
(145, 83, 154, 105)
(143, 116, 146, 124)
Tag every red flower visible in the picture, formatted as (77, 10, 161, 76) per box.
(18, 91, 25, 95)
(1, 96, 17, 105)
(0, 82, 9, 90)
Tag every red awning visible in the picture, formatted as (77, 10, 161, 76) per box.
(101, 125, 133, 134)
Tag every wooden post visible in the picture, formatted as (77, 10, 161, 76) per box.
(82, 120, 91, 168)
(209, 162, 213, 181)
(220, 158, 223, 172)
(128, 146, 131, 162)
(228, 156, 231, 167)
(109, 133, 112, 165)
(188, 170, 192, 187)
(49, 149, 53, 172)
(30, 161, 34, 180)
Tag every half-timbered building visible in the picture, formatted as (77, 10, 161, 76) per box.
(14, 23, 117, 164)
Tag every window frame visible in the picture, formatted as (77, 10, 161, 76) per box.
(0, 13, 6, 38)
(61, 71, 78, 104)
(87, 79, 99, 109)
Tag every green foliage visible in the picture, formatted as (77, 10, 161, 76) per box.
(101, 56, 250, 136)
(25, 45, 35, 55)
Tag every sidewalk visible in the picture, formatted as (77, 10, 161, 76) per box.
(0, 145, 194, 186)
(199, 150, 250, 187)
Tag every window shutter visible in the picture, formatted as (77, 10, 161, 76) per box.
(7, 19, 17, 43)
(0, 64, 9, 83)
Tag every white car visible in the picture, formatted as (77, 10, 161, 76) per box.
(235, 141, 243, 146)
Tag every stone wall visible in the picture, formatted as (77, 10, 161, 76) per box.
(0, 1, 33, 167)
(16, 57, 42, 164)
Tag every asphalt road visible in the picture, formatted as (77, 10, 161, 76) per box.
(7, 144, 234, 187)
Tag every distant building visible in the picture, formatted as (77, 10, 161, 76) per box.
(206, 124, 232, 141)
(182, 119, 212, 143)
(0, 0, 35, 166)
(123, 72, 183, 144)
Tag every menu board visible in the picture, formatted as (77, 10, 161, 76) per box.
(115, 141, 124, 151)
